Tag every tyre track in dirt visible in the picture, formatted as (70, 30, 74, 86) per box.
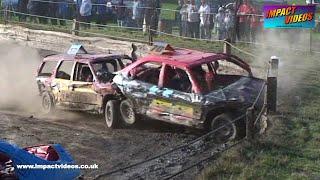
(0, 109, 199, 179)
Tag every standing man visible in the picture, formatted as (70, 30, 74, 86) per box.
(187, 0, 200, 38)
(17, 0, 28, 21)
(132, 0, 143, 29)
(95, 0, 107, 28)
(224, 8, 235, 41)
(27, 0, 39, 23)
(80, 0, 92, 29)
(180, 0, 189, 37)
(57, 0, 68, 26)
(215, 7, 225, 40)
(198, 0, 211, 39)
(116, 0, 126, 27)
(175, 0, 183, 36)
(249, 6, 259, 42)
(237, 0, 252, 41)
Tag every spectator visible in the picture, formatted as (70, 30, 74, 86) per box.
(180, 0, 189, 37)
(48, 0, 58, 25)
(175, 0, 183, 36)
(198, 0, 211, 39)
(124, 8, 135, 27)
(106, 1, 114, 22)
(237, 0, 252, 41)
(249, 6, 259, 42)
(215, 7, 225, 40)
(57, 0, 69, 26)
(17, 0, 28, 21)
(27, 0, 39, 23)
(132, 0, 143, 29)
(195, 0, 200, 9)
(116, 0, 126, 27)
(75, 0, 82, 21)
(80, 0, 92, 29)
(224, 8, 235, 41)
(95, 0, 107, 28)
(150, 0, 160, 37)
(145, 0, 153, 28)
(187, 0, 200, 38)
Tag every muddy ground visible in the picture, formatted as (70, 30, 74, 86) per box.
(0, 44, 204, 179)
(0, 109, 201, 179)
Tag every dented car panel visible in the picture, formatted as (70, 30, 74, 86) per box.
(113, 48, 265, 129)
(36, 52, 132, 114)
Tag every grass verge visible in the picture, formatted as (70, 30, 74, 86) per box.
(198, 54, 320, 179)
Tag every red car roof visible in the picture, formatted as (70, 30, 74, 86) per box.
(121, 49, 251, 75)
(139, 49, 217, 68)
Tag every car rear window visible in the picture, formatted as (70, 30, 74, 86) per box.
(38, 61, 58, 77)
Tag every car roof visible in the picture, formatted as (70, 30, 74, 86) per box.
(139, 48, 224, 69)
(43, 53, 127, 64)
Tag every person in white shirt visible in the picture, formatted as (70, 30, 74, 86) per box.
(187, 0, 200, 38)
(198, 0, 211, 39)
(224, 8, 235, 41)
(180, 0, 189, 37)
(215, 7, 226, 40)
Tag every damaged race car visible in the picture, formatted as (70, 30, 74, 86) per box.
(0, 140, 80, 180)
(36, 45, 133, 120)
(111, 44, 265, 142)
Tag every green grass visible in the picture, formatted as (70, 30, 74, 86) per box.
(198, 54, 320, 179)
(160, 2, 179, 20)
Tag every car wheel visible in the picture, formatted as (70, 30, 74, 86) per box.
(209, 113, 237, 144)
(42, 92, 54, 114)
(105, 100, 120, 128)
(119, 99, 136, 126)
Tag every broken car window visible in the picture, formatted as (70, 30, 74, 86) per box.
(163, 66, 192, 93)
(133, 62, 162, 85)
(56, 61, 74, 80)
(39, 61, 58, 77)
(92, 60, 118, 83)
(190, 65, 209, 93)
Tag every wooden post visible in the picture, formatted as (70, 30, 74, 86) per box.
(223, 38, 231, 55)
(267, 56, 279, 113)
(148, 25, 153, 46)
(72, 19, 79, 36)
(246, 107, 254, 140)
(4, 8, 8, 25)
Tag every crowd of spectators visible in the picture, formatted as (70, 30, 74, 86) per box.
(1, 0, 265, 41)
(176, 0, 261, 41)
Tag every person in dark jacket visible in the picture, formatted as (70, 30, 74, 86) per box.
(48, 0, 58, 25)
(95, 0, 107, 28)
(17, 0, 28, 21)
(38, 0, 49, 24)
(116, 0, 126, 27)
(27, 0, 39, 23)
(57, 0, 69, 25)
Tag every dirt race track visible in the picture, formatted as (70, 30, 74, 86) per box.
(0, 42, 233, 180)
(0, 104, 206, 179)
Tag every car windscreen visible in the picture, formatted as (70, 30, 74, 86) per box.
(38, 61, 58, 77)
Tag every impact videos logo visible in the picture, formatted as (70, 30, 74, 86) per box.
(264, 5, 316, 28)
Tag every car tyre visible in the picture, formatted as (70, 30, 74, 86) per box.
(119, 99, 136, 126)
(105, 100, 121, 128)
(41, 92, 54, 114)
(209, 113, 237, 144)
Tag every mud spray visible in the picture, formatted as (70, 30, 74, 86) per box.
(0, 41, 42, 113)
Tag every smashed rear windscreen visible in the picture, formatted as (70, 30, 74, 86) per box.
(38, 61, 58, 77)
